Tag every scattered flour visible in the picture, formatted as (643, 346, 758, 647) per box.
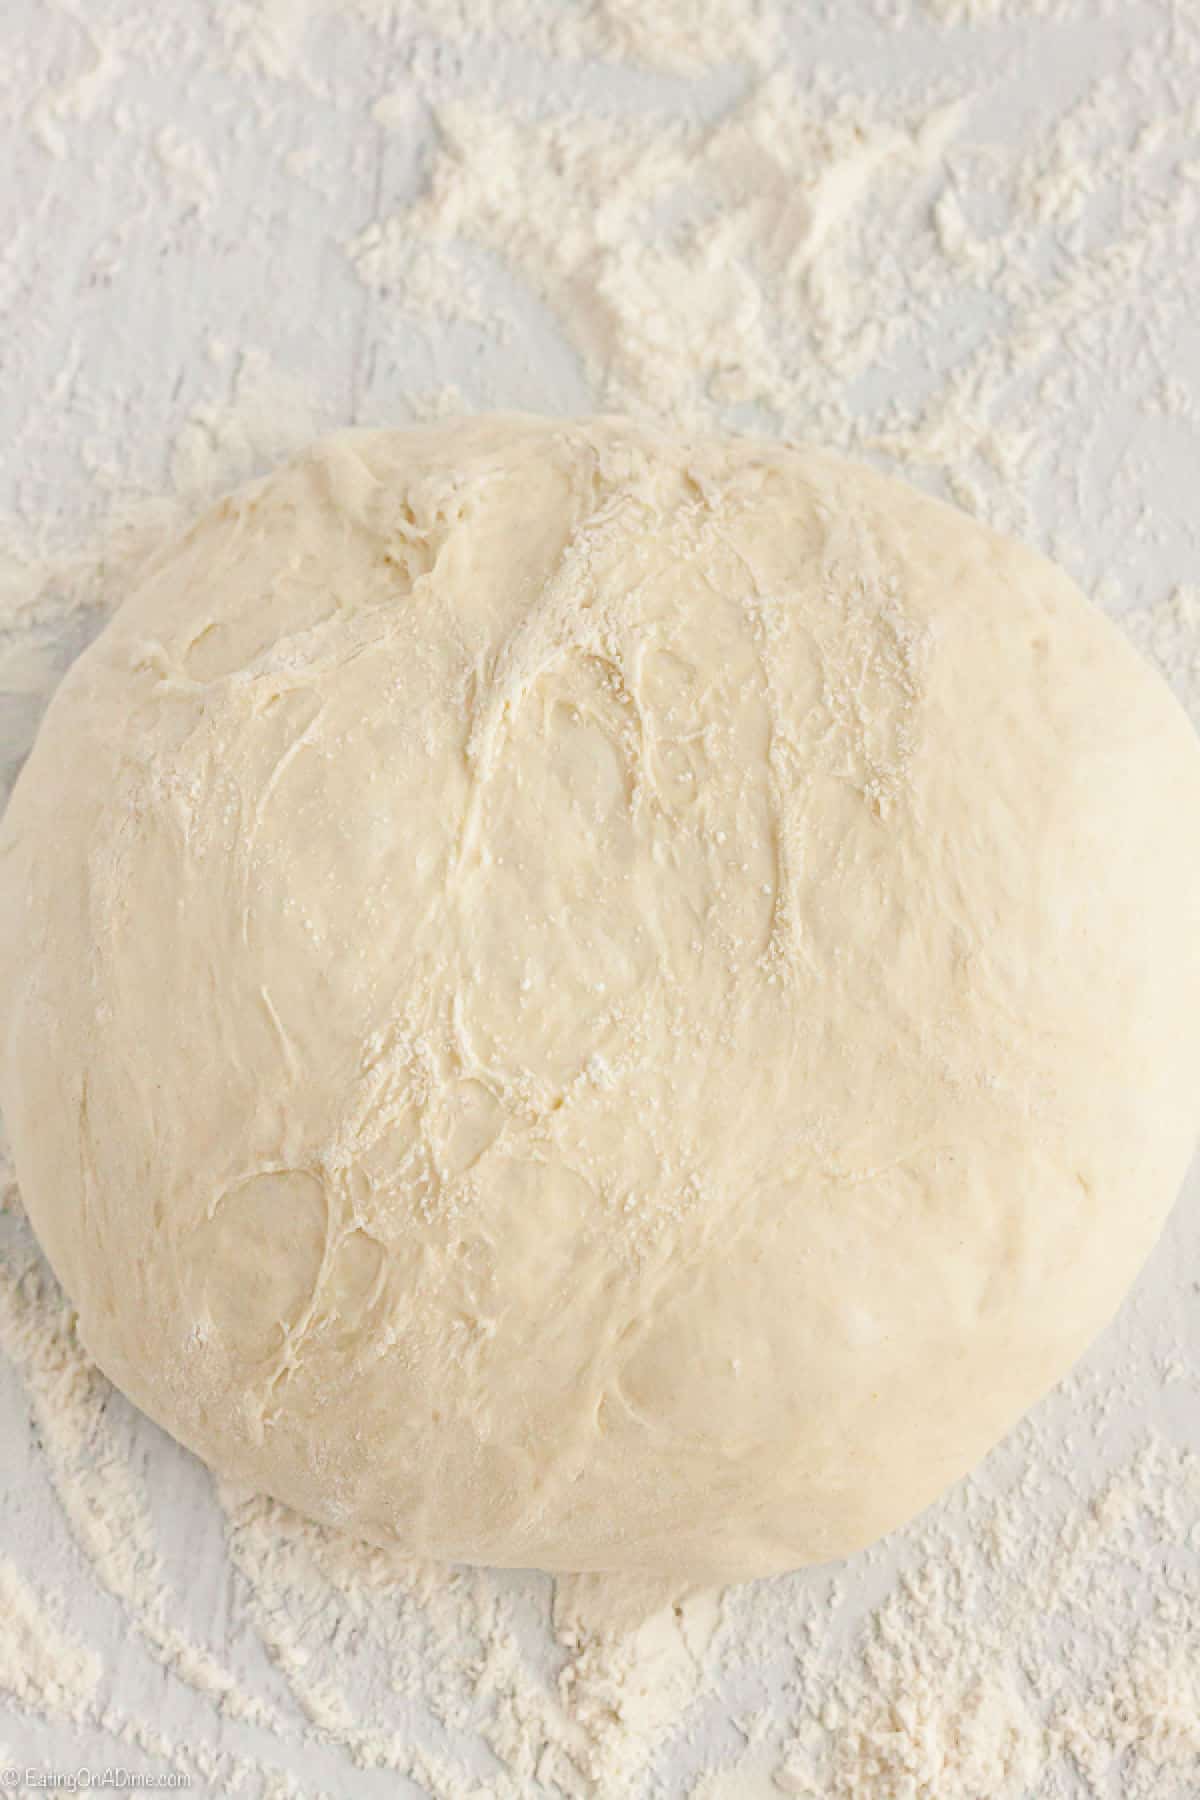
(27, 18, 125, 160)
(168, 346, 322, 497)
(0, 1559, 100, 1723)
(153, 124, 220, 214)
(3, 0, 1200, 1794)
(351, 75, 965, 429)
(1124, 586, 1200, 723)
(0, 1253, 286, 1735)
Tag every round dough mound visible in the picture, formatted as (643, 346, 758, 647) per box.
(3, 416, 1200, 1581)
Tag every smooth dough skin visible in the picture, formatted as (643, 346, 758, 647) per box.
(3, 416, 1200, 1583)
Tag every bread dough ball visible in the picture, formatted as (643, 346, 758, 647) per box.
(2, 415, 1199, 1582)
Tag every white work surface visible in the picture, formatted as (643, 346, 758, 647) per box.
(2, 2, 1200, 1796)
